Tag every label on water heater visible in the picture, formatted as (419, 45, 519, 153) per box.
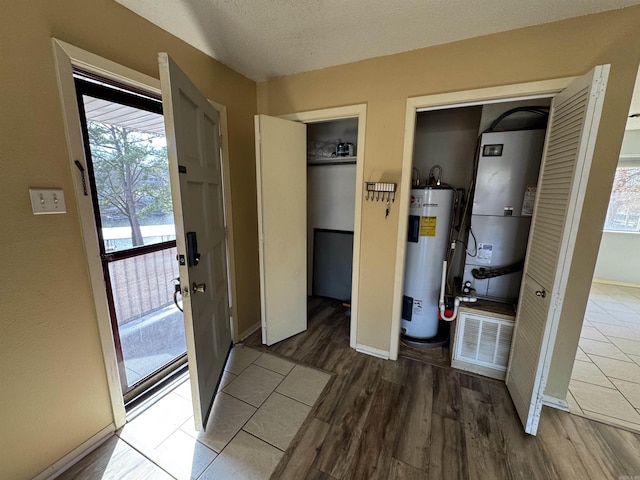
(420, 216, 437, 236)
(413, 299, 423, 314)
(478, 243, 493, 262)
(521, 185, 537, 216)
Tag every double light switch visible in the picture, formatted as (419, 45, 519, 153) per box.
(29, 188, 67, 215)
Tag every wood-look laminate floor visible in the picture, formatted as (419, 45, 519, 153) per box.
(243, 297, 640, 480)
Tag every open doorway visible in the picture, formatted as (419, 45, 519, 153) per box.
(394, 67, 610, 435)
(255, 105, 365, 351)
(306, 119, 358, 325)
(567, 127, 640, 431)
(399, 99, 551, 371)
(74, 73, 187, 404)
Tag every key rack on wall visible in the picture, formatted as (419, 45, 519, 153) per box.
(365, 182, 397, 218)
(365, 182, 396, 202)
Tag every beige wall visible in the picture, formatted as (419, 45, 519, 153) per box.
(4, 3, 640, 478)
(259, 8, 640, 385)
(0, 2, 258, 479)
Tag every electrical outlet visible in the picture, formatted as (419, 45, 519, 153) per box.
(29, 188, 66, 215)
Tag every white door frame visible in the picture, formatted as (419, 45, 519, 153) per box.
(281, 105, 367, 349)
(390, 77, 576, 360)
(52, 39, 238, 428)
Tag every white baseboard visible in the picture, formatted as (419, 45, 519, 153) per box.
(33, 424, 115, 480)
(542, 394, 569, 412)
(238, 321, 261, 342)
(355, 343, 390, 360)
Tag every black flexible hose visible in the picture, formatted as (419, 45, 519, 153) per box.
(484, 107, 549, 133)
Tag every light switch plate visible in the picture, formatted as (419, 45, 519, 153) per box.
(29, 188, 67, 215)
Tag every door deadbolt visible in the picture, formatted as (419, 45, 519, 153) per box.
(192, 282, 206, 294)
(535, 290, 546, 298)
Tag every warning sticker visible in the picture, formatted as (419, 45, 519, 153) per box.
(413, 299, 423, 315)
(478, 243, 493, 262)
(521, 185, 537, 216)
(420, 216, 437, 236)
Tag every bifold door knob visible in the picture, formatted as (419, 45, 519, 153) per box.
(535, 290, 546, 298)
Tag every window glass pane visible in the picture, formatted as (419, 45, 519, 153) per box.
(83, 95, 175, 252)
(604, 166, 640, 232)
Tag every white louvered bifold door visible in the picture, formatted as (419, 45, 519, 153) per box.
(506, 65, 609, 435)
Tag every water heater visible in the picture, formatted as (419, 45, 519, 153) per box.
(402, 187, 454, 339)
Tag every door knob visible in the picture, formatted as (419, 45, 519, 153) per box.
(192, 282, 206, 294)
(535, 289, 546, 298)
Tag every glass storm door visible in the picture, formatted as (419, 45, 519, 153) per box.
(74, 74, 187, 401)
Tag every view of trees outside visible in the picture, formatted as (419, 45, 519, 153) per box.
(604, 166, 640, 232)
(87, 119, 174, 251)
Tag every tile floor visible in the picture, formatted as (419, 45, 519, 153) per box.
(72, 345, 331, 480)
(567, 282, 640, 432)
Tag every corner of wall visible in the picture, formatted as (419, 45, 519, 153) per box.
(256, 81, 269, 114)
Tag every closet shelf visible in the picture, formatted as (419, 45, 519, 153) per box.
(307, 156, 357, 166)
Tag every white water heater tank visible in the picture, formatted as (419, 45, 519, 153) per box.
(401, 187, 454, 339)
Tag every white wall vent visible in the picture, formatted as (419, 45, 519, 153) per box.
(452, 312, 514, 380)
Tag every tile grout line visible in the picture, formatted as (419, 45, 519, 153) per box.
(116, 434, 180, 480)
(581, 408, 640, 426)
(195, 353, 313, 458)
(241, 427, 287, 453)
(572, 283, 640, 430)
(570, 373, 617, 391)
(570, 379, 640, 428)
(196, 353, 323, 478)
(586, 349, 636, 365)
(273, 389, 319, 408)
(587, 353, 640, 377)
(569, 360, 617, 390)
(571, 374, 640, 419)
(566, 389, 584, 415)
(611, 383, 640, 413)
(583, 352, 631, 388)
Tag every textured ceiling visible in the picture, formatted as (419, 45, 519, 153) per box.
(114, 0, 640, 82)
